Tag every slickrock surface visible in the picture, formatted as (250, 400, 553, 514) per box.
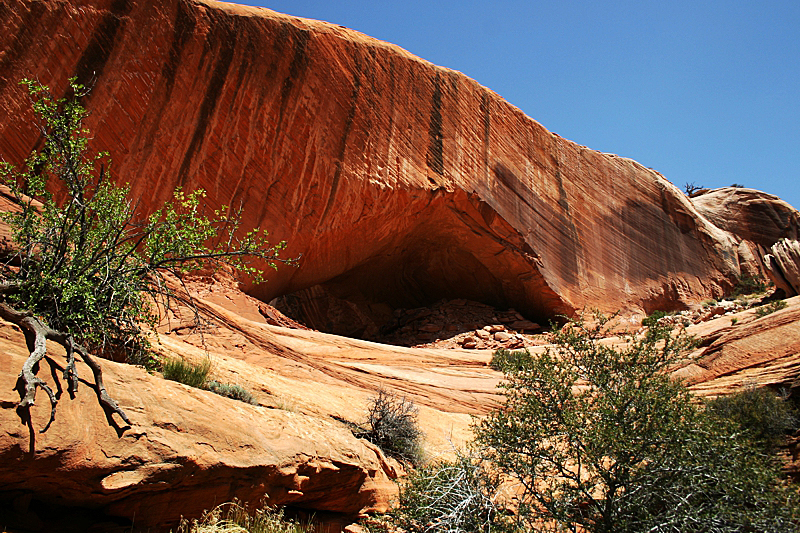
(0, 324, 402, 531)
(679, 295, 800, 397)
(1, 270, 799, 530)
(2, 0, 797, 336)
(691, 187, 800, 280)
(0, 272, 498, 530)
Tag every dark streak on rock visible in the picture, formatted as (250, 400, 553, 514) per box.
(427, 73, 444, 175)
(320, 49, 362, 223)
(71, 0, 133, 92)
(493, 162, 580, 286)
(272, 26, 310, 143)
(177, 17, 236, 187)
(0, 2, 49, 94)
(140, 2, 196, 158)
(480, 92, 490, 181)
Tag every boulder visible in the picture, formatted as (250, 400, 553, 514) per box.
(765, 239, 800, 296)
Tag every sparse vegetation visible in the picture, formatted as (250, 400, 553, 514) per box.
(641, 309, 671, 328)
(175, 500, 312, 533)
(362, 389, 423, 465)
(207, 380, 257, 405)
(732, 273, 768, 296)
(471, 315, 800, 532)
(0, 78, 292, 431)
(702, 298, 718, 308)
(684, 182, 705, 196)
(161, 359, 256, 404)
(388, 449, 500, 533)
(706, 385, 799, 451)
(756, 299, 788, 317)
(162, 357, 212, 389)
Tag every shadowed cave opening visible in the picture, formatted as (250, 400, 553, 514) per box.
(272, 240, 568, 345)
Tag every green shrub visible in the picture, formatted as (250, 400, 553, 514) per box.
(162, 357, 212, 389)
(0, 78, 293, 433)
(362, 389, 423, 465)
(706, 386, 798, 450)
(756, 299, 788, 317)
(207, 380, 257, 405)
(732, 274, 768, 296)
(641, 309, 671, 328)
(389, 450, 499, 533)
(175, 500, 311, 533)
(475, 315, 800, 532)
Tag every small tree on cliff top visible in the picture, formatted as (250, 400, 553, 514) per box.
(0, 78, 292, 434)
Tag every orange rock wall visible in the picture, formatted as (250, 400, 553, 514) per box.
(0, 0, 760, 324)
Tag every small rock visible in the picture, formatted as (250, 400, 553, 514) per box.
(489, 324, 506, 333)
(475, 330, 491, 340)
(460, 335, 476, 345)
(462, 341, 478, 349)
(494, 331, 512, 342)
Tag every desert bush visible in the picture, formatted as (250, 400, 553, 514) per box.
(390, 449, 500, 533)
(732, 273, 768, 296)
(756, 299, 788, 317)
(0, 78, 292, 432)
(475, 315, 800, 532)
(175, 500, 311, 533)
(363, 389, 423, 464)
(706, 386, 798, 450)
(162, 357, 212, 389)
(641, 309, 671, 328)
(207, 380, 257, 405)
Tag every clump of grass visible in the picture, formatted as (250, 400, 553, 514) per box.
(207, 380, 257, 405)
(162, 357, 212, 388)
(175, 500, 312, 533)
(755, 300, 787, 318)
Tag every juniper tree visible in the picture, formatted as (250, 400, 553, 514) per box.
(0, 79, 292, 434)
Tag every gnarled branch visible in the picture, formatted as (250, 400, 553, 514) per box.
(0, 300, 130, 434)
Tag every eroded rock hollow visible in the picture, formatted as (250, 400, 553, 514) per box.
(0, 0, 798, 336)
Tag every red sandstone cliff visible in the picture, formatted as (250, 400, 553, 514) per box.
(0, 0, 797, 335)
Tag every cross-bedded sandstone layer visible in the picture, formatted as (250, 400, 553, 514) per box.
(0, 0, 796, 335)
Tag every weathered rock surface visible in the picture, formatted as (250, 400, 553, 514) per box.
(0, 321, 401, 530)
(765, 239, 800, 297)
(2, 0, 797, 336)
(1, 265, 800, 530)
(677, 295, 800, 397)
(691, 187, 800, 280)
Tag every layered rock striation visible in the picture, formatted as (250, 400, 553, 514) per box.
(0, 0, 797, 335)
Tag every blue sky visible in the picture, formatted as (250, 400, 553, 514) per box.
(237, 0, 799, 209)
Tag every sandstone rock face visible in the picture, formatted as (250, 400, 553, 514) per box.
(676, 296, 800, 396)
(691, 187, 800, 280)
(2, 0, 794, 335)
(0, 320, 399, 530)
(765, 239, 800, 297)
